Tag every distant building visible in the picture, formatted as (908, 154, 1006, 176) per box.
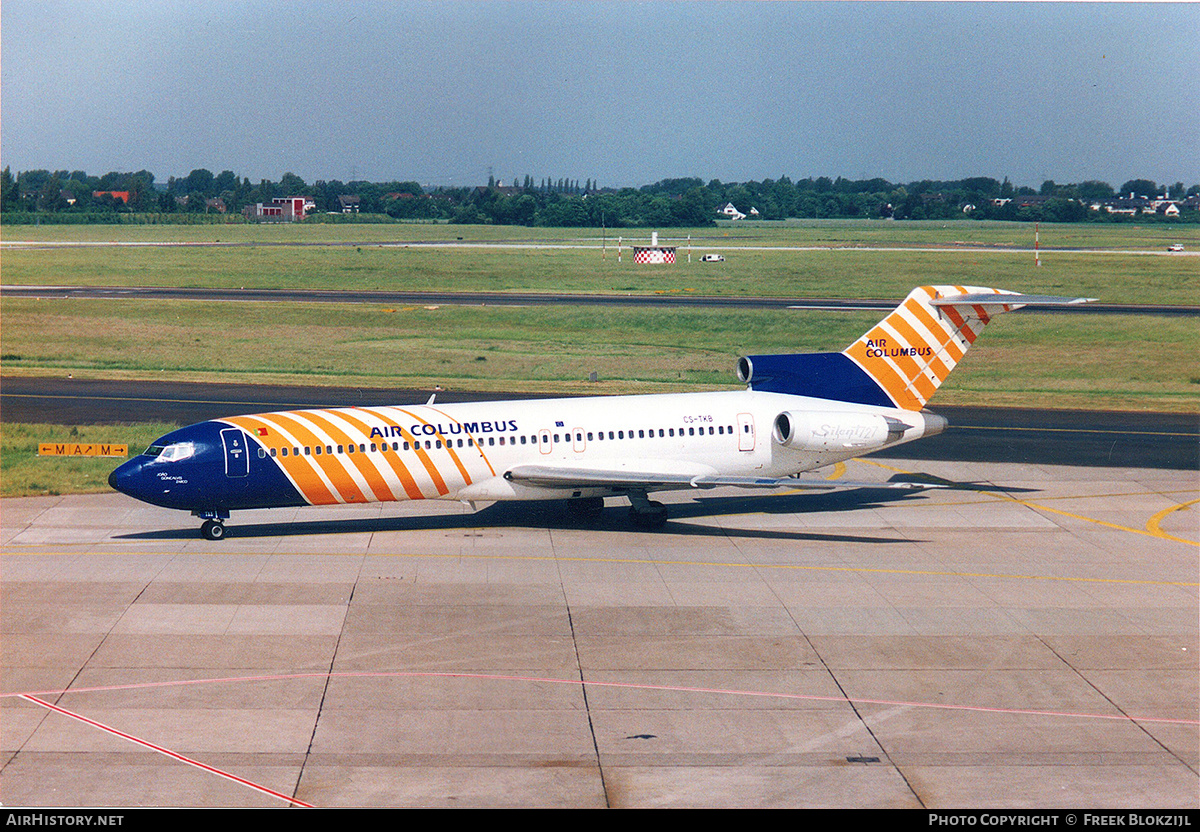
(1098, 197, 1153, 216)
(93, 190, 130, 204)
(243, 196, 311, 222)
(1014, 195, 1051, 208)
(718, 202, 745, 220)
(337, 195, 360, 213)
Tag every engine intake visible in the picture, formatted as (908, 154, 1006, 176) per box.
(736, 356, 753, 384)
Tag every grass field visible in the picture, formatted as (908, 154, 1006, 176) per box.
(1, 423, 179, 497)
(3, 298, 1196, 407)
(3, 221, 1198, 305)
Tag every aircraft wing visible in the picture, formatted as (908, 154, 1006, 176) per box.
(503, 465, 935, 491)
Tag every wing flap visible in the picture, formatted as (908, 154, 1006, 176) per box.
(503, 465, 935, 492)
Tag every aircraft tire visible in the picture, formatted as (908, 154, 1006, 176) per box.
(629, 502, 668, 530)
(200, 520, 226, 541)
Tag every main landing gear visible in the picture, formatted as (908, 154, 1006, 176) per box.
(565, 494, 670, 530)
(194, 510, 229, 541)
(627, 493, 669, 530)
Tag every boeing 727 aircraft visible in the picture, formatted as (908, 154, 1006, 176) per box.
(109, 285, 1090, 539)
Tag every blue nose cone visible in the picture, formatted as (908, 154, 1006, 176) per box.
(109, 453, 190, 509)
(108, 457, 143, 499)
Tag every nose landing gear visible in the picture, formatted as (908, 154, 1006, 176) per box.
(194, 510, 230, 541)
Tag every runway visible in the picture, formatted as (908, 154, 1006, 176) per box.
(1, 455, 1196, 807)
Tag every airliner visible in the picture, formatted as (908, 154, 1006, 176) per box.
(109, 285, 1090, 539)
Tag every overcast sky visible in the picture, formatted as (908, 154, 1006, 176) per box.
(2, 1, 1197, 189)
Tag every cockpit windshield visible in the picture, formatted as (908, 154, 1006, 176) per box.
(143, 441, 196, 462)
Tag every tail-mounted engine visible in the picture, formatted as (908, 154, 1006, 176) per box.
(773, 410, 910, 452)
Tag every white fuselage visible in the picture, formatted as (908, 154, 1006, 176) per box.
(218, 389, 936, 507)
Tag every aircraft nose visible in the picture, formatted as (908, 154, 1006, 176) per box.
(108, 458, 143, 498)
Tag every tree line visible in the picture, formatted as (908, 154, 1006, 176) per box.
(3, 166, 1196, 226)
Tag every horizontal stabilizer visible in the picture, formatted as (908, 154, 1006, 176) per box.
(930, 292, 1095, 308)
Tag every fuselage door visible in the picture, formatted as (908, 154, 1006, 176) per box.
(539, 429, 552, 455)
(737, 413, 756, 452)
(221, 428, 250, 477)
(572, 428, 586, 454)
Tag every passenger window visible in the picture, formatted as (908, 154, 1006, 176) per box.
(305, 446, 311, 455)
(281, 447, 289, 457)
(258, 448, 266, 458)
(347, 445, 354, 454)
(338, 445, 344, 454)
(270, 448, 277, 457)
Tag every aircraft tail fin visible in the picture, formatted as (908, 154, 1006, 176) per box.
(738, 285, 1093, 410)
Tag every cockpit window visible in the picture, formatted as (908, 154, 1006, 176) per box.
(144, 441, 196, 462)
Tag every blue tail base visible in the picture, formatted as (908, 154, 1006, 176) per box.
(743, 352, 895, 408)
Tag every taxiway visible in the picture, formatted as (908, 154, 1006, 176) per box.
(1, 456, 1195, 808)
